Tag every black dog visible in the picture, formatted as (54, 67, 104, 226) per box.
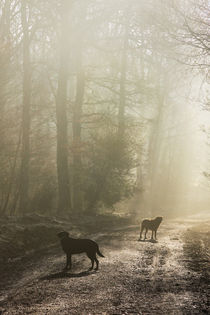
(57, 231, 104, 271)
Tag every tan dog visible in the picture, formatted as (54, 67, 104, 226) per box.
(139, 217, 163, 241)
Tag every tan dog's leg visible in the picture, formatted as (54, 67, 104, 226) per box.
(144, 228, 148, 240)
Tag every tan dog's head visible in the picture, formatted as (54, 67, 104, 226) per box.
(57, 231, 69, 239)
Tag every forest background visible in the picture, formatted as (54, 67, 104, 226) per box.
(0, 0, 209, 219)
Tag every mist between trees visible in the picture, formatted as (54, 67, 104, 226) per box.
(0, 0, 209, 217)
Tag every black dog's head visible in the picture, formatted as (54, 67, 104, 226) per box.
(57, 231, 69, 239)
(156, 216, 163, 223)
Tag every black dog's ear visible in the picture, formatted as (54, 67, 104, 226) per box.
(57, 231, 69, 238)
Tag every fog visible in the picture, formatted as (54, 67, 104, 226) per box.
(142, 75, 210, 217)
(0, 0, 209, 218)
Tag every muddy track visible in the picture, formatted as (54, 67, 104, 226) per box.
(0, 219, 209, 314)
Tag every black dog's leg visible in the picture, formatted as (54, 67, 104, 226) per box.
(155, 230, 157, 240)
(64, 254, 71, 270)
(87, 253, 94, 270)
(68, 254, 72, 269)
(151, 230, 154, 240)
(94, 255, 99, 270)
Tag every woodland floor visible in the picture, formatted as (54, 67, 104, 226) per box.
(0, 216, 209, 314)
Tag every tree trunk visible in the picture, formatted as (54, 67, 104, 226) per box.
(1, 133, 21, 215)
(72, 52, 85, 212)
(148, 90, 165, 215)
(56, 0, 72, 214)
(118, 25, 128, 136)
(19, 0, 31, 214)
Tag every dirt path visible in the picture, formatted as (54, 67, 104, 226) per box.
(0, 218, 209, 314)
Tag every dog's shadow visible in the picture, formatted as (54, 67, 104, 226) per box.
(40, 270, 96, 281)
(138, 239, 158, 243)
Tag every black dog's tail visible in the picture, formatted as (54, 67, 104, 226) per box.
(96, 246, 105, 257)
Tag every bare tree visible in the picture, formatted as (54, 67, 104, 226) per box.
(72, 46, 85, 212)
(118, 22, 128, 136)
(19, 0, 32, 214)
(56, 0, 72, 214)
